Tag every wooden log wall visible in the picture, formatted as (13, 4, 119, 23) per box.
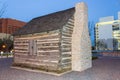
(14, 17, 74, 71)
(14, 30, 61, 70)
(60, 16, 74, 69)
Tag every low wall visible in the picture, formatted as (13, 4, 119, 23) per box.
(100, 52, 120, 57)
(0, 53, 13, 58)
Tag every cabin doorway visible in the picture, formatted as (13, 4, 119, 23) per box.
(29, 40, 37, 55)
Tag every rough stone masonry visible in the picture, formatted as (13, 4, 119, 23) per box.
(72, 2, 92, 71)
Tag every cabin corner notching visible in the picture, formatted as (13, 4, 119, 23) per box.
(13, 2, 92, 74)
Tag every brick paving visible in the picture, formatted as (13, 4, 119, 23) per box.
(0, 57, 120, 80)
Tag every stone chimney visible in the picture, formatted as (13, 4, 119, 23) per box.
(72, 2, 92, 71)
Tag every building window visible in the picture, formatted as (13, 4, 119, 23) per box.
(7, 26, 11, 34)
(112, 24, 119, 31)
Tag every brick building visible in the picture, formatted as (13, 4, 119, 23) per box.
(0, 18, 26, 34)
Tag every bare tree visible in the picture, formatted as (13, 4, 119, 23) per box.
(88, 21, 95, 48)
(0, 2, 8, 52)
(96, 39, 107, 50)
(0, 2, 7, 17)
(0, 36, 13, 52)
(88, 21, 95, 36)
(113, 38, 118, 50)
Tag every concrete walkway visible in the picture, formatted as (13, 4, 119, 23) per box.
(0, 57, 120, 80)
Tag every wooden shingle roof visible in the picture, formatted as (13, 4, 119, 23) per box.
(13, 8, 75, 36)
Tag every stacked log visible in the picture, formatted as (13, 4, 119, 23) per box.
(60, 16, 74, 69)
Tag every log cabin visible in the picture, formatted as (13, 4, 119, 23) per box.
(13, 2, 92, 73)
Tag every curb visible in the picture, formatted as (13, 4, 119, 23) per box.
(11, 67, 72, 76)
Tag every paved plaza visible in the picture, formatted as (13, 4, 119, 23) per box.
(0, 57, 120, 80)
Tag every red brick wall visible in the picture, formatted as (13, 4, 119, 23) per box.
(0, 18, 26, 34)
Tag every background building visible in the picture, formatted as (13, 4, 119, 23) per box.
(0, 18, 26, 39)
(95, 12, 120, 50)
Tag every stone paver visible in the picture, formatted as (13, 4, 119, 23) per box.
(0, 57, 120, 80)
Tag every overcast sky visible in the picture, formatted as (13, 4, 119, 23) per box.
(0, 0, 120, 23)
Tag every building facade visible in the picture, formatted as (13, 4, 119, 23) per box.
(0, 18, 26, 39)
(95, 13, 120, 50)
(13, 2, 92, 74)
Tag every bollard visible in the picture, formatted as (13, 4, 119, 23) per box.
(1, 51, 3, 58)
(7, 53, 8, 58)
(6, 52, 9, 58)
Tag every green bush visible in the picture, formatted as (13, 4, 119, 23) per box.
(92, 56, 98, 60)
